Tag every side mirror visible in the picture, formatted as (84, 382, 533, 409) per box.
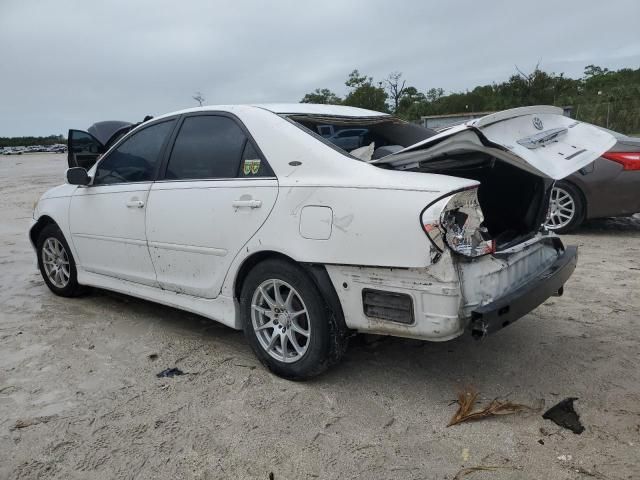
(66, 167, 91, 186)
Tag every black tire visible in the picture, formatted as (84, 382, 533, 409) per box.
(240, 259, 347, 380)
(37, 224, 85, 297)
(546, 181, 585, 234)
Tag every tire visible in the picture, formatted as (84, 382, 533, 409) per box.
(240, 259, 347, 380)
(37, 224, 85, 297)
(545, 181, 585, 234)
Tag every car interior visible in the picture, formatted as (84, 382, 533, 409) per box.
(287, 115, 436, 160)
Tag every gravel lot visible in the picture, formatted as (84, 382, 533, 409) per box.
(1, 154, 639, 480)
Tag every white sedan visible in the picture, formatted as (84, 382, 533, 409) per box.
(30, 104, 614, 379)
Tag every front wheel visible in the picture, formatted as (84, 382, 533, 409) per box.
(37, 224, 85, 297)
(240, 259, 346, 380)
(545, 181, 585, 234)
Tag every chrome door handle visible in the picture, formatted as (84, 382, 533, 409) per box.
(232, 199, 262, 209)
(126, 200, 145, 208)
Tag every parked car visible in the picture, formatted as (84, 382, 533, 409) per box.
(3, 147, 23, 155)
(545, 128, 640, 232)
(30, 104, 614, 379)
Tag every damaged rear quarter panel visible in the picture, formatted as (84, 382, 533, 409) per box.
(324, 251, 466, 341)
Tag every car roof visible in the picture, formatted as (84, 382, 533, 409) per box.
(149, 103, 389, 122)
(251, 103, 388, 117)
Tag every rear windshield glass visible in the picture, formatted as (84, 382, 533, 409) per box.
(287, 115, 437, 161)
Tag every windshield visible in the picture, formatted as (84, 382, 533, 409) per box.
(286, 114, 437, 161)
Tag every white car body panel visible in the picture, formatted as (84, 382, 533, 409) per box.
(69, 182, 157, 286)
(31, 104, 613, 340)
(146, 178, 278, 298)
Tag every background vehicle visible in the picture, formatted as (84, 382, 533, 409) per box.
(30, 104, 613, 379)
(546, 130, 640, 233)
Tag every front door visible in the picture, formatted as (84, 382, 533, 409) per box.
(69, 119, 176, 285)
(145, 113, 278, 298)
(68, 129, 104, 169)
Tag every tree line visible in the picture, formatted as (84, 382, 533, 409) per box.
(0, 135, 65, 148)
(301, 65, 640, 134)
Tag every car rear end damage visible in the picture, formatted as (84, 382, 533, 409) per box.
(325, 233, 575, 342)
(321, 108, 614, 342)
(468, 243, 577, 338)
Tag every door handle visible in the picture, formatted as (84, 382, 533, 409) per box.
(232, 199, 262, 209)
(126, 199, 145, 208)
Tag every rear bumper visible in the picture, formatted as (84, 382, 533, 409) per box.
(469, 245, 577, 338)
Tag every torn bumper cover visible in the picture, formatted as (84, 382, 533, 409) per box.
(470, 246, 577, 338)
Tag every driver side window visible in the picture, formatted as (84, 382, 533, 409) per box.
(94, 120, 175, 185)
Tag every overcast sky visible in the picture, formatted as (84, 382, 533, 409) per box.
(1, 0, 639, 136)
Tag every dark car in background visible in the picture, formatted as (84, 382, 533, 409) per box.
(546, 129, 640, 233)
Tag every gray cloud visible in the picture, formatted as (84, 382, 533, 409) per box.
(1, 0, 638, 136)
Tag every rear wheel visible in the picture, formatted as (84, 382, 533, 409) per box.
(37, 224, 85, 297)
(240, 259, 346, 380)
(545, 181, 585, 234)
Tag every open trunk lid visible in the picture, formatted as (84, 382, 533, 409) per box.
(372, 106, 616, 180)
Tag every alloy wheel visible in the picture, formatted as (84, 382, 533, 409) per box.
(546, 186, 576, 230)
(251, 279, 311, 363)
(41, 237, 71, 288)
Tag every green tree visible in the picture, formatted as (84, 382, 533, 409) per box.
(343, 70, 389, 112)
(300, 88, 342, 104)
(299, 65, 640, 133)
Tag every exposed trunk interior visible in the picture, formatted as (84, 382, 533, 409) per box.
(403, 154, 553, 249)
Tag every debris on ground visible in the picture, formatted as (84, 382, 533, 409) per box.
(452, 465, 512, 479)
(10, 415, 57, 431)
(448, 387, 538, 427)
(542, 397, 585, 434)
(148, 353, 158, 361)
(156, 368, 184, 378)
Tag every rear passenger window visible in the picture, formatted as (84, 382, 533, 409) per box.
(166, 115, 265, 180)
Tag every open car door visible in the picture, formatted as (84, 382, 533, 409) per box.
(372, 106, 616, 180)
(67, 129, 105, 169)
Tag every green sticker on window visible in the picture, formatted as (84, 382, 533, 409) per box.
(243, 159, 261, 175)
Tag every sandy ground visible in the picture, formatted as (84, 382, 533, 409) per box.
(0, 153, 639, 480)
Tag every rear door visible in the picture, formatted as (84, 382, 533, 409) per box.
(68, 130, 104, 169)
(374, 106, 616, 180)
(145, 113, 278, 298)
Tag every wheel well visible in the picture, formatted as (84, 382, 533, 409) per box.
(233, 251, 348, 332)
(29, 215, 57, 246)
(233, 251, 297, 300)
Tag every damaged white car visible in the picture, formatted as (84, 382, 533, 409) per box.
(30, 104, 615, 379)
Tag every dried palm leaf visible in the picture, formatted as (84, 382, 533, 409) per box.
(448, 387, 537, 427)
